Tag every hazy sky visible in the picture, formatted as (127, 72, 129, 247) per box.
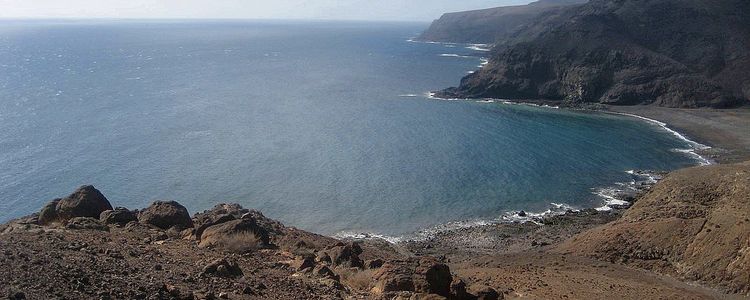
(0, 0, 532, 21)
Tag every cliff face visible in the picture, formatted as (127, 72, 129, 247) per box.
(416, 0, 588, 44)
(438, 0, 750, 108)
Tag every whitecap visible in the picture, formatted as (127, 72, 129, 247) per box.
(439, 54, 473, 58)
(606, 112, 712, 165)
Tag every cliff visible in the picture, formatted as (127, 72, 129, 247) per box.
(437, 0, 750, 108)
(416, 0, 587, 44)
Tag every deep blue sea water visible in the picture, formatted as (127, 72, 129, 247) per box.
(0, 20, 699, 236)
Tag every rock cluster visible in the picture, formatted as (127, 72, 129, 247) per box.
(38, 185, 113, 225)
(17, 185, 506, 299)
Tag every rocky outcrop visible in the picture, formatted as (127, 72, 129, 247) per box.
(200, 257, 244, 278)
(557, 161, 750, 294)
(138, 201, 193, 230)
(65, 217, 109, 231)
(327, 242, 365, 269)
(192, 203, 249, 238)
(370, 257, 453, 297)
(417, 0, 587, 44)
(99, 207, 137, 225)
(37, 185, 113, 225)
(439, 0, 750, 108)
(198, 219, 271, 252)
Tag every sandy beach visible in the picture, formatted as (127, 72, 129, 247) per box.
(606, 106, 750, 164)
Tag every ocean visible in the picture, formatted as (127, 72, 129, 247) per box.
(0, 20, 700, 237)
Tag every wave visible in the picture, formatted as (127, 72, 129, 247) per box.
(478, 58, 489, 68)
(335, 202, 577, 243)
(439, 53, 474, 58)
(592, 169, 663, 211)
(606, 111, 712, 165)
(398, 94, 419, 98)
(466, 44, 492, 52)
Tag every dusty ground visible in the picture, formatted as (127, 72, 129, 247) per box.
(0, 221, 348, 300)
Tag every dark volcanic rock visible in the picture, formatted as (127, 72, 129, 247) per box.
(367, 258, 385, 269)
(99, 207, 137, 225)
(472, 286, 501, 300)
(200, 258, 243, 278)
(37, 199, 61, 225)
(450, 278, 474, 300)
(327, 242, 365, 269)
(138, 201, 193, 230)
(417, 0, 587, 44)
(371, 262, 416, 294)
(38, 186, 113, 225)
(192, 203, 249, 239)
(440, 0, 750, 108)
(370, 258, 454, 297)
(65, 217, 109, 231)
(198, 219, 271, 252)
(413, 257, 452, 297)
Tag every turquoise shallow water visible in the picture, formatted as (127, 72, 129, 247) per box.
(0, 20, 698, 235)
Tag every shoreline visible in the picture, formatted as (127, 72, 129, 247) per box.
(356, 94, 746, 247)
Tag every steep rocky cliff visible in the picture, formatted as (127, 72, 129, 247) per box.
(438, 0, 750, 108)
(417, 0, 587, 44)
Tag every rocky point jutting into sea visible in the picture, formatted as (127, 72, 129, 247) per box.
(432, 0, 750, 108)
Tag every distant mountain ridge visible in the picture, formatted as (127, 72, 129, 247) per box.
(432, 0, 750, 108)
(417, 0, 588, 44)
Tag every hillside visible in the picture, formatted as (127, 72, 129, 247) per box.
(416, 0, 587, 44)
(556, 161, 750, 294)
(437, 0, 750, 108)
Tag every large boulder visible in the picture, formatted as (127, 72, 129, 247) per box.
(37, 199, 61, 225)
(99, 207, 137, 225)
(370, 258, 453, 297)
(413, 257, 452, 297)
(371, 262, 415, 295)
(138, 201, 193, 230)
(192, 203, 249, 238)
(198, 218, 270, 252)
(327, 242, 365, 269)
(38, 186, 113, 225)
(199, 258, 243, 278)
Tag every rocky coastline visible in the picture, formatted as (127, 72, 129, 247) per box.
(3, 157, 750, 299)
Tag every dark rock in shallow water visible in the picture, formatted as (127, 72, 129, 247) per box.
(138, 200, 193, 230)
(38, 186, 113, 225)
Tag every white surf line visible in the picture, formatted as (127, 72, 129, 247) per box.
(606, 111, 713, 165)
(335, 202, 578, 244)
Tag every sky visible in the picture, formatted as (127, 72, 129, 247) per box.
(0, 0, 532, 21)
